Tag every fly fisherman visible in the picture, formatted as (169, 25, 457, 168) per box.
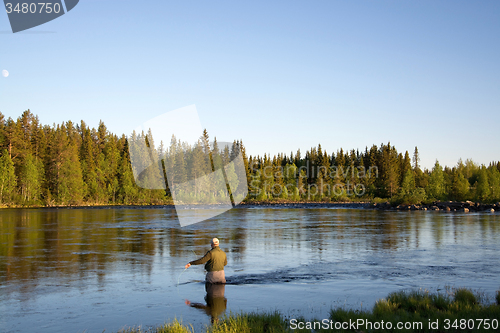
(185, 238, 227, 284)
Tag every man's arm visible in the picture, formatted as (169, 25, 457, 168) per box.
(186, 251, 211, 269)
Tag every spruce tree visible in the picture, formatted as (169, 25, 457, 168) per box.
(0, 112, 5, 150)
(378, 143, 399, 197)
(412, 147, 420, 171)
(240, 140, 251, 192)
(118, 141, 138, 204)
(400, 151, 412, 184)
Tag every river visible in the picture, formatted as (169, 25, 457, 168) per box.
(0, 207, 499, 332)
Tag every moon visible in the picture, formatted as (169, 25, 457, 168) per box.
(2, 70, 8, 78)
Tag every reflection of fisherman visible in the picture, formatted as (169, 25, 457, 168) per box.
(185, 238, 227, 284)
(185, 283, 227, 323)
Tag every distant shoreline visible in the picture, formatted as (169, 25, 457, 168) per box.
(0, 201, 369, 210)
(1, 200, 498, 212)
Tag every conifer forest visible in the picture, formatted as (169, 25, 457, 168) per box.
(0, 110, 499, 207)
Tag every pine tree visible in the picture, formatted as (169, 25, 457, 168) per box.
(294, 149, 301, 168)
(4, 117, 26, 174)
(103, 134, 121, 203)
(272, 155, 284, 198)
(187, 141, 211, 200)
(334, 148, 346, 186)
(412, 147, 420, 171)
(46, 123, 85, 205)
(80, 126, 99, 202)
(118, 140, 138, 204)
(379, 143, 399, 197)
(240, 140, 251, 193)
(0, 149, 17, 204)
(363, 145, 379, 197)
(261, 153, 273, 198)
(58, 138, 85, 205)
(31, 117, 47, 161)
(316, 149, 330, 197)
(0, 112, 5, 150)
(400, 151, 412, 184)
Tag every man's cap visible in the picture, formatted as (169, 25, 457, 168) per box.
(211, 238, 219, 246)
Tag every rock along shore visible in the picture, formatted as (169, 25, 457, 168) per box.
(371, 201, 500, 213)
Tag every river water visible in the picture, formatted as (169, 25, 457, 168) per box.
(0, 207, 499, 332)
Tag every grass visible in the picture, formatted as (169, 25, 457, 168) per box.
(208, 311, 291, 333)
(328, 288, 499, 332)
(120, 288, 500, 333)
(118, 319, 193, 333)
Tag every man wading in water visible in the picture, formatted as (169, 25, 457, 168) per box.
(185, 238, 227, 284)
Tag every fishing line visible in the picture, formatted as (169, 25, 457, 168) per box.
(176, 250, 198, 287)
(177, 267, 188, 287)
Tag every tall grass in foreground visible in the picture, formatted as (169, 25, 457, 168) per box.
(208, 311, 291, 333)
(329, 288, 500, 332)
(120, 288, 500, 333)
(119, 319, 193, 333)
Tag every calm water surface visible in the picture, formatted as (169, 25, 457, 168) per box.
(1, 207, 499, 332)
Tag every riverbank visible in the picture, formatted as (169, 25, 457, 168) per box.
(121, 288, 500, 333)
(0, 199, 368, 209)
(1, 199, 499, 212)
(238, 201, 370, 209)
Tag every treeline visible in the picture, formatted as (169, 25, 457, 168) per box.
(128, 128, 247, 205)
(0, 110, 499, 207)
(0, 110, 167, 206)
(246, 142, 500, 204)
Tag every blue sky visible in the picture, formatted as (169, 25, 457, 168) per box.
(1, 0, 499, 169)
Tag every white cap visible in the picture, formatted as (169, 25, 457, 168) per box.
(211, 238, 219, 246)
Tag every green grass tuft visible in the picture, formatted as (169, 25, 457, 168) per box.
(118, 319, 193, 333)
(454, 288, 478, 306)
(208, 311, 290, 333)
